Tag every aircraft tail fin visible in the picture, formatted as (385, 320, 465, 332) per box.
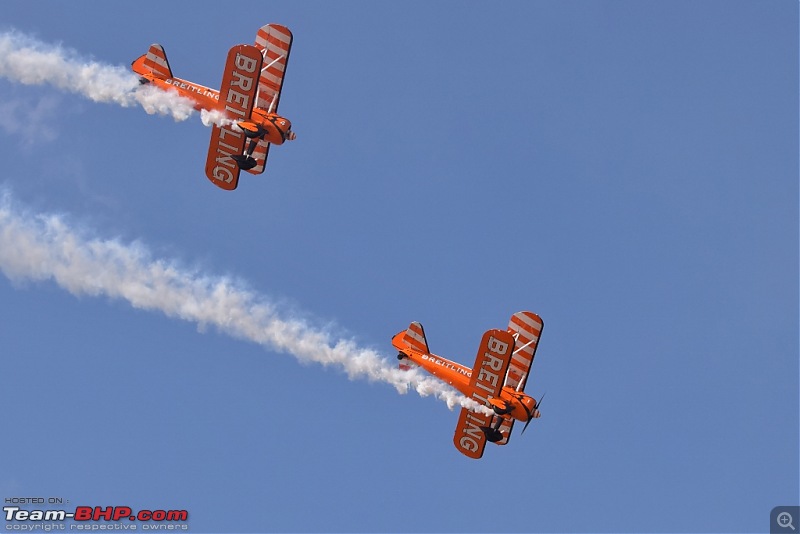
(394, 321, 428, 371)
(131, 44, 173, 79)
(400, 321, 429, 354)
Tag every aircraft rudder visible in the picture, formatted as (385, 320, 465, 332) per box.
(402, 321, 429, 354)
(391, 321, 428, 370)
(136, 44, 173, 79)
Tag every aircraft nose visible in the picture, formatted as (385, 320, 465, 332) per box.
(286, 130, 297, 141)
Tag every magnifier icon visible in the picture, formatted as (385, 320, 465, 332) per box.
(778, 512, 796, 531)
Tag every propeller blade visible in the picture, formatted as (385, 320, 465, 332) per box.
(521, 417, 533, 435)
(521, 392, 546, 436)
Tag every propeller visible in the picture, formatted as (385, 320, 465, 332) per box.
(520, 392, 545, 436)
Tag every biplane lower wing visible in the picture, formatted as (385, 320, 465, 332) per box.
(453, 328, 516, 459)
(205, 125, 246, 190)
(204, 44, 263, 190)
(494, 311, 544, 445)
(453, 407, 492, 459)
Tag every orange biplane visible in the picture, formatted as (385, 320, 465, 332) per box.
(392, 311, 545, 459)
(131, 24, 295, 190)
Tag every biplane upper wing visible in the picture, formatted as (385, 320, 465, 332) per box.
(204, 44, 263, 190)
(254, 24, 293, 114)
(453, 328, 516, 459)
(494, 311, 545, 445)
(504, 311, 544, 392)
(244, 24, 294, 175)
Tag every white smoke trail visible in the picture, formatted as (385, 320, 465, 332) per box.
(0, 192, 490, 415)
(200, 109, 236, 128)
(0, 30, 209, 124)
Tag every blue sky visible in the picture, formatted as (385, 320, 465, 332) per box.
(0, 2, 797, 533)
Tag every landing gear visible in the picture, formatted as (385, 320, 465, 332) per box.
(232, 138, 260, 170)
(231, 154, 257, 170)
(479, 416, 505, 443)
